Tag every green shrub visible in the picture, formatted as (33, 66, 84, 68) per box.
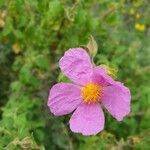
(0, 0, 149, 149)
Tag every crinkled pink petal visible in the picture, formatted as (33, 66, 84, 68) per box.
(48, 83, 82, 116)
(69, 103, 104, 135)
(101, 82, 131, 121)
(92, 66, 115, 86)
(59, 48, 93, 86)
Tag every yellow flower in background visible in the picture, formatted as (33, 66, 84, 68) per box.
(12, 42, 21, 54)
(0, 18, 5, 28)
(129, 9, 135, 15)
(0, 10, 7, 28)
(135, 13, 140, 19)
(135, 23, 146, 32)
(0, 10, 7, 19)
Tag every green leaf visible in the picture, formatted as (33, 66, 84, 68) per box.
(35, 55, 49, 70)
(19, 64, 32, 83)
(2, 17, 13, 36)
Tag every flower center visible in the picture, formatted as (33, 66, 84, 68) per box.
(81, 83, 103, 104)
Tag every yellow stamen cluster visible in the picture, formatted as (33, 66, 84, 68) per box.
(82, 83, 103, 104)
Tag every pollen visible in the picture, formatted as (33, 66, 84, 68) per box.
(81, 83, 103, 104)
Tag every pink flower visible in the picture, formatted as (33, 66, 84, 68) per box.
(48, 48, 131, 135)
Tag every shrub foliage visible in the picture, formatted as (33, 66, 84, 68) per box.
(0, 0, 149, 149)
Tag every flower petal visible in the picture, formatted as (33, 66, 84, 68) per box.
(59, 48, 93, 85)
(102, 82, 131, 121)
(48, 83, 82, 116)
(92, 66, 115, 86)
(69, 103, 104, 135)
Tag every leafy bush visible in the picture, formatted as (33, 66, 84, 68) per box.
(0, 0, 149, 149)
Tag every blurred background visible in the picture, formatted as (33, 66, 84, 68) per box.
(0, 0, 150, 149)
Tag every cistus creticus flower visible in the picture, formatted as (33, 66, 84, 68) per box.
(48, 48, 131, 135)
